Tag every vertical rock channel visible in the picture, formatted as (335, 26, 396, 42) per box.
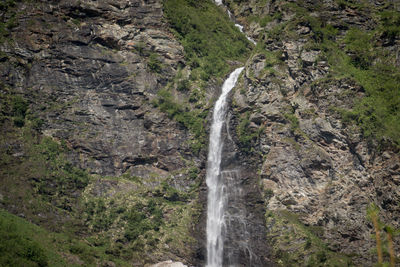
(205, 2, 272, 267)
(206, 67, 244, 267)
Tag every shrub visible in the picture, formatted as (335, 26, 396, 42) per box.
(344, 28, 373, 69)
(11, 95, 28, 118)
(0, 94, 30, 127)
(116, 198, 165, 245)
(284, 112, 300, 133)
(236, 112, 264, 152)
(176, 79, 190, 92)
(379, 11, 400, 43)
(148, 53, 162, 73)
(155, 89, 207, 152)
(134, 42, 146, 56)
(188, 166, 199, 180)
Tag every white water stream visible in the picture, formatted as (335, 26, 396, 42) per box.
(205, 67, 244, 267)
(235, 24, 257, 45)
(206, 2, 258, 266)
(215, 0, 257, 45)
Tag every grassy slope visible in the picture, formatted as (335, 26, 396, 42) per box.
(0, 209, 65, 267)
(164, 0, 251, 80)
(0, 90, 203, 265)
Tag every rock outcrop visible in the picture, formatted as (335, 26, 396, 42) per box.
(149, 260, 187, 267)
(0, 0, 195, 178)
(224, 0, 400, 265)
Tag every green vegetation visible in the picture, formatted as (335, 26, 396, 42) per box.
(148, 53, 163, 73)
(284, 112, 300, 133)
(0, 206, 145, 267)
(245, 10, 283, 28)
(236, 112, 264, 152)
(384, 225, 398, 267)
(81, 173, 201, 264)
(265, 210, 354, 267)
(366, 203, 399, 266)
(343, 28, 374, 69)
(176, 79, 190, 92)
(260, 13, 283, 27)
(0, 88, 201, 265)
(324, 26, 400, 149)
(157, 0, 254, 154)
(164, 0, 251, 80)
(263, 50, 284, 68)
(154, 88, 208, 153)
(379, 10, 400, 44)
(0, 210, 49, 266)
(287, 4, 338, 43)
(0, 0, 19, 43)
(0, 208, 110, 266)
(255, 0, 400, 149)
(367, 203, 383, 265)
(0, 93, 29, 127)
(291, 1, 399, 149)
(0, 91, 88, 215)
(32, 137, 90, 207)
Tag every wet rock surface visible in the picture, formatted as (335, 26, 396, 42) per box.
(219, 130, 275, 267)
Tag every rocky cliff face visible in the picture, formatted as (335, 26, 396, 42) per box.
(1, 0, 205, 265)
(0, 0, 399, 266)
(2, 0, 194, 177)
(224, 0, 400, 265)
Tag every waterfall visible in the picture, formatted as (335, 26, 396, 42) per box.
(234, 24, 257, 45)
(215, 1, 257, 45)
(205, 2, 260, 266)
(206, 67, 244, 267)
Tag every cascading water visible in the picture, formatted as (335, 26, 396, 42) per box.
(235, 24, 257, 45)
(215, 0, 257, 45)
(206, 67, 244, 267)
(205, 2, 264, 266)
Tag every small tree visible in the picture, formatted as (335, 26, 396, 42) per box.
(367, 203, 383, 264)
(384, 225, 397, 267)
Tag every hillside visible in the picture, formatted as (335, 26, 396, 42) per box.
(0, 0, 399, 266)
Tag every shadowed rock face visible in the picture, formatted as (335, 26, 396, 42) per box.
(219, 114, 274, 267)
(0, 2, 204, 263)
(0, 0, 199, 179)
